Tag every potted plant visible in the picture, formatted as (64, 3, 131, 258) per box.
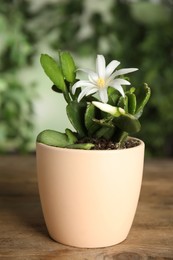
(36, 51, 151, 248)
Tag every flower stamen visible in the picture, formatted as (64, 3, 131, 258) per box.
(97, 78, 105, 88)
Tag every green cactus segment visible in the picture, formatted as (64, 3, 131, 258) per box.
(40, 54, 66, 93)
(65, 128, 78, 144)
(118, 96, 128, 113)
(66, 101, 87, 137)
(108, 87, 119, 105)
(85, 103, 100, 135)
(95, 126, 114, 139)
(51, 84, 63, 94)
(37, 129, 94, 150)
(113, 113, 141, 133)
(59, 51, 76, 83)
(118, 131, 128, 144)
(93, 117, 114, 128)
(67, 143, 95, 150)
(126, 92, 137, 115)
(135, 83, 151, 119)
(37, 130, 69, 147)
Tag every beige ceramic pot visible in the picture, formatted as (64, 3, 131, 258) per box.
(36, 138, 145, 248)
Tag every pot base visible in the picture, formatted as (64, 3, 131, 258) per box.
(50, 235, 127, 249)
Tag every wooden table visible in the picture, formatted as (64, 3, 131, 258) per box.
(0, 156, 173, 259)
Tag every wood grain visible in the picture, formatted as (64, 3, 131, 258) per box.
(0, 156, 173, 259)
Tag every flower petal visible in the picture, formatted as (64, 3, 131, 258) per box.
(72, 80, 94, 94)
(105, 60, 120, 77)
(77, 90, 87, 102)
(98, 88, 108, 103)
(77, 68, 95, 75)
(77, 86, 97, 102)
(88, 71, 99, 84)
(92, 101, 117, 115)
(96, 55, 106, 78)
(86, 87, 98, 96)
(113, 68, 138, 77)
(111, 84, 125, 97)
(113, 78, 131, 85)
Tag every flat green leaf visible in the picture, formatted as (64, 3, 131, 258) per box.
(93, 118, 114, 128)
(135, 83, 151, 119)
(37, 129, 69, 147)
(113, 113, 141, 133)
(40, 54, 66, 93)
(117, 96, 128, 113)
(37, 129, 94, 149)
(66, 101, 87, 137)
(95, 126, 114, 139)
(67, 143, 94, 150)
(108, 87, 119, 106)
(59, 51, 76, 83)
(85, 103, 100, 135)
(51, 84, 63, 93)
(126, 92, 137, 115)
(65, 128, 77, 144)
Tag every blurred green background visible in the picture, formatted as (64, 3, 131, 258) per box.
(0, 0, 173, 157)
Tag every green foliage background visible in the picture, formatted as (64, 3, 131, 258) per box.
(0, 0, 36, 152)
(0, 0, 173, 156)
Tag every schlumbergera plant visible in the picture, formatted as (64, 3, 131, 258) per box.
(37, 51, 151, 150)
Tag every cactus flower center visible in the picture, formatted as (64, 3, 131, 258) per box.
(97, 78, 105, 88)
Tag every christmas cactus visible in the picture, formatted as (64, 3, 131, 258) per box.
(37, 51, 151, 150)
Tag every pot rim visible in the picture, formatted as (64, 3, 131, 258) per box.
(36, 137, 144, 154)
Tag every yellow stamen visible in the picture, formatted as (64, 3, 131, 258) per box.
(97, 78, 105, 88)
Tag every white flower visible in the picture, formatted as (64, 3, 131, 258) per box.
(72, 54, 138, 103)
(92, 101, 125, 117)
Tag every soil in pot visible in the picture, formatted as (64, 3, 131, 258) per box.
(77, 137, 141, 150)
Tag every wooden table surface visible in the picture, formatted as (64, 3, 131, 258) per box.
(0, 156, 173, 259)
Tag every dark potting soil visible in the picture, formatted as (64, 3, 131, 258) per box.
(77, 138, 141, 150)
